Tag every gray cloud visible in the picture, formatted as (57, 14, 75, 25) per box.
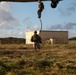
(48, 22, 76, 38)
(0, 29, 25, 38)
(0, 2, 20, 29)
(0, 2, 23, 38)
(25, 24, 39, 31)
(63, 23, 76, 29)
(49, 24, 62, 29)
(49, 22, 76, 30)
(59, 1, 76, 16)
(24, 17, 39, 31)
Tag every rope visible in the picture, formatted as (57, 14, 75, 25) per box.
(39, 18, 42, 32)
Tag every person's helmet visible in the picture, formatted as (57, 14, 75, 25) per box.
(38, 0, 41, 3)
(34, 31, 37, 33)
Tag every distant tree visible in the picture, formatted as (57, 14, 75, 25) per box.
(69, 37, 76, 40)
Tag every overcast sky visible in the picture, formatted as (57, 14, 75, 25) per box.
(0, 0, 76, 38)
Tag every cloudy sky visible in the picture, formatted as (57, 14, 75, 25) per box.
(0, 0, 76, 38)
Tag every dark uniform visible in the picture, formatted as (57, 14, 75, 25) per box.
(37, 1, 44, 18)
(31, 31, 42, 51)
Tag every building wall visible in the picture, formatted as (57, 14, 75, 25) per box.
(26, 30, 68, 44)
(26, 31, 40, 44)
(39, 31, 68, 44)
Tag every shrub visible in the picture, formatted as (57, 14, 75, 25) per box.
(36, 59, 51, 69)
(0, 66, 5, 75)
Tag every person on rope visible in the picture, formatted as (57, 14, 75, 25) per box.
(37, 0, 44, 18)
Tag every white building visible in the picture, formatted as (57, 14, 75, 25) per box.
(26, 30, 68, 44)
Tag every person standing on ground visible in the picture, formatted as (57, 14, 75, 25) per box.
(31, 31, 42, 51)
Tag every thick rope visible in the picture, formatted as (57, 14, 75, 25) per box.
(39, 18, 42, 32)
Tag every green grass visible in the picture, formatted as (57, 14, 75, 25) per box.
(0, 42, 76, 75)
(0, 44, 26, 49)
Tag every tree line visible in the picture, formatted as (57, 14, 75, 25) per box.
(0, 37, 25, 44)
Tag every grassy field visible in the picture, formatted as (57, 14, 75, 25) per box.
(0, 42, 76, 75)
